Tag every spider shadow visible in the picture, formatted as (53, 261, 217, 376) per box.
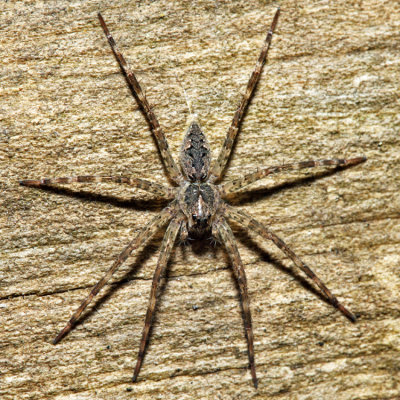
(62, 234, 163, 337)
(58, 226, 220, 343)
(110, 40, 178, 186)
(223, 164, 361, 321)
(140, 238, 221, 362)
(61, 231, 221, 371)
(30, 184, 170, 211)
(51, 165, 356, 347)
(230, 223, 336, 313)
(225, 165, 354, 207)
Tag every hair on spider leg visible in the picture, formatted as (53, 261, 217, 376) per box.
(179, 236, 194, 247)
(208, 235, 220, 247)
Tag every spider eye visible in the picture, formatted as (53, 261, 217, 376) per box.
(192, 214, 208, 227)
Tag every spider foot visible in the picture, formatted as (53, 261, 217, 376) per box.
(336, 302, 357, 322)
(53, 322, 73, 344)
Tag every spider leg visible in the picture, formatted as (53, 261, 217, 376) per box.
(224, 204, 356, 322)
(98, 13, 183, 184)
(210, 8, 280, 182)
(53, 201, 178, 344)
(221, 156, 366, 195)
(133, 215, 183, 382)
(20, 175, 176, 199)
(216, 217, 258, 388)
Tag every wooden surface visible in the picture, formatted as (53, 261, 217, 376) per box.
(1, 0, 399, 399)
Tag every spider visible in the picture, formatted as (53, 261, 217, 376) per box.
(20, 9, 366, 388)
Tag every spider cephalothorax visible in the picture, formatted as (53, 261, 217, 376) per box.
(179, 180, 219, 236)
(20, 9, 366, 388)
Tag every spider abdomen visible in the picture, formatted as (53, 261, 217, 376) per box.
(180, 120, 211, 182)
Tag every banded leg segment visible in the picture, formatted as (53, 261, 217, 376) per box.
(98, 13, 182, 184)
(217, 218, 258, 388)
(221, 157, 367, 195)
(53, 201, 177, 344)
(224, 204, 356, 322)
(20, 175, 176, 199)
(210, 8, 280, 182)
(133, 215, 183, 382)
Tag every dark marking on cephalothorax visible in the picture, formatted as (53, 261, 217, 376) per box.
(180, 121, 211, 182)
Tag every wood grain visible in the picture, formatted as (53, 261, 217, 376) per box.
(1, 0, 399, 399)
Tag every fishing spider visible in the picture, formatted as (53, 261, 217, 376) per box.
(20, 9, 366, 388)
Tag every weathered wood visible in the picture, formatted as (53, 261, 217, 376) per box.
(1, 0, 399, 399)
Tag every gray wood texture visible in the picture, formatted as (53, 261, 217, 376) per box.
(1, 0, 399, 399)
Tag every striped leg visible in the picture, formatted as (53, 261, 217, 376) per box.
(53, 201, 177, 344)
(221, 157, 366, 195)
(133, 215, 183, 382)
(210, 8, 280, 182)
(20, 175, 176, 199)
(216, 218, 258, 388)
(224, 204, 356, 322)
(98, 13, 183, 184)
